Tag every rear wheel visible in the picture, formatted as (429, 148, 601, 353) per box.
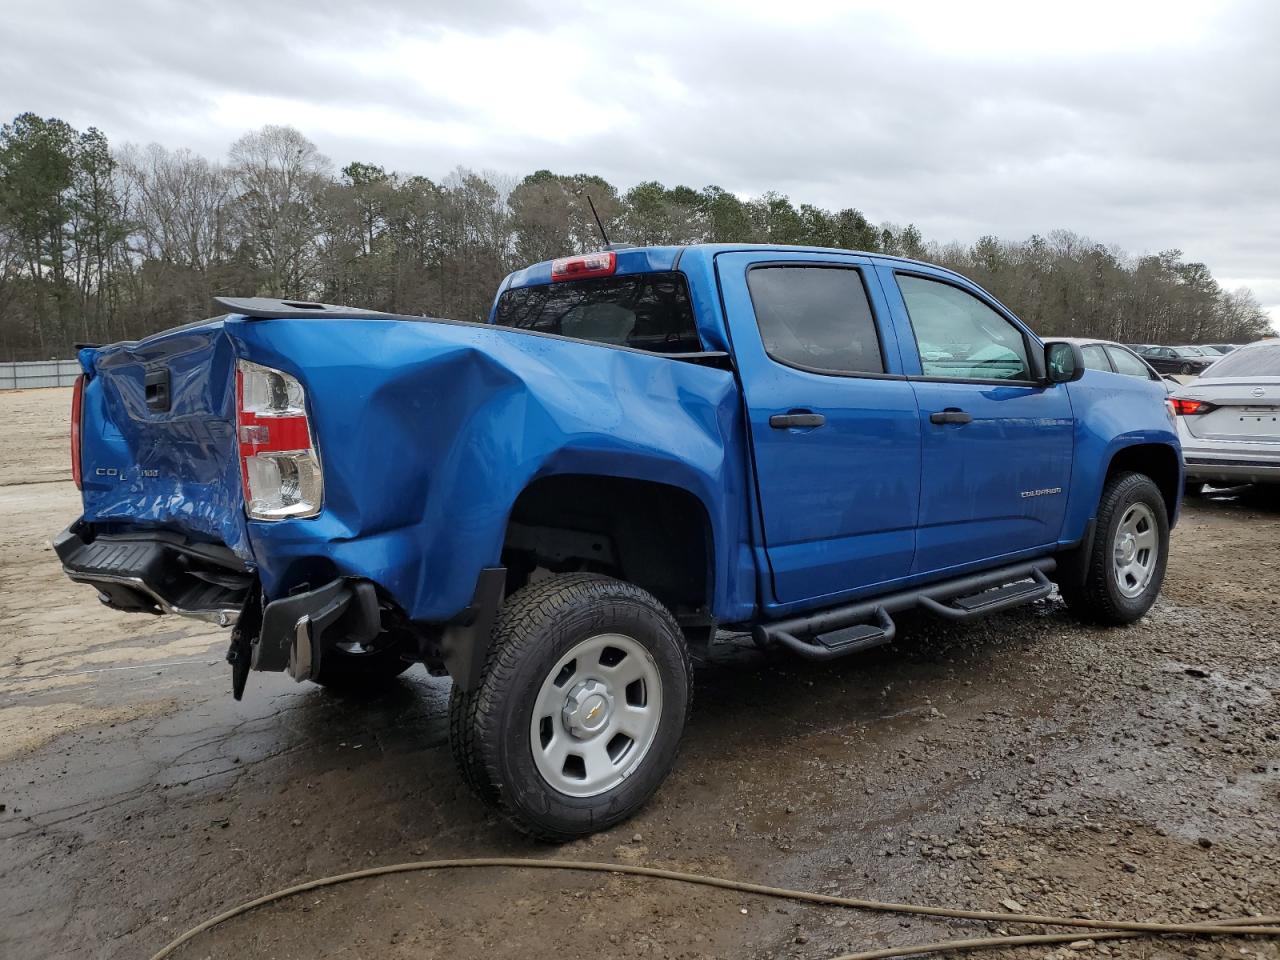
(1061, 471, 1169, 625)
(449, 573, 691, 841)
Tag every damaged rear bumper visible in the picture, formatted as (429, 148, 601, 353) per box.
(55, 521, 251, 625)
(55, 521, 382, 682)
(253, 578, 381, 681)
(57, 521, 506, 692)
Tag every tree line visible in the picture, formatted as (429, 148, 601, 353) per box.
(0, 112, 1270, 361)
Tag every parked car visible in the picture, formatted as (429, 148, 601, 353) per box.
(1173, 339, 1280, 490)
(1140, 345, 1216, 375)
(56, 244, 1182, 839)
(1067, 338, 1175, 390)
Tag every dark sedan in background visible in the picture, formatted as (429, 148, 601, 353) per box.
(1139, 345, 1216, 375)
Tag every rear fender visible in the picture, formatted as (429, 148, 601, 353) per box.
(232, 318, 756, 623)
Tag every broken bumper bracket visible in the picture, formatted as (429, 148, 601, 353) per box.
(251, 578, 382, 682)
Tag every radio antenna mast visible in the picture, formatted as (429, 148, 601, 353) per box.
(586, 194, 612, 248)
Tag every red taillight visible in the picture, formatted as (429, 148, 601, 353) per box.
(235, 360, 323, 520)
(71, 374, 84, 489)
(1171, 398, 1214, 416)
(550, 251, 616, 282)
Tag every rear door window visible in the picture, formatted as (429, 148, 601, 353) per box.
(1106, 346, 1156, 379)
(493, 271, 703, 354)
(1081, 344, 1112, 372)
(746, 266, 885, 375)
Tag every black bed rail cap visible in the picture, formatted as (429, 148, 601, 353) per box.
(213, 296, 418, 321)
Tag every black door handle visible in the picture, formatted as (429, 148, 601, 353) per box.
(930, 408, 973, 425)
(769, 412, 826, 429)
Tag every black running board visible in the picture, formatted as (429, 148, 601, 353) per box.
(918, 569, 1053, 620)
(754, 559, 1056, 661)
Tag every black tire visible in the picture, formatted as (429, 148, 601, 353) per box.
(449, 573, 692, 842)
(1060, 471, 1169, 625)
(1180, 362, 1193, 375)
(311, 640, 412, 690)
(448, 685, 498, 806)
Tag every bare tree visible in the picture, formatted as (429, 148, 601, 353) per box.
(120, 143, 231, 270)
(0, 111, 1272, 360)
(228, 125, 331, 298)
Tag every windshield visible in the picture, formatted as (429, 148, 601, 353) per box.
(1200, 342, 1280, 378)
(493, 272, 703, 354)
(1178, 346, 1206, 357)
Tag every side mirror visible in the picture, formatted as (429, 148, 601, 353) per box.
(1044, 341, 1085, 384)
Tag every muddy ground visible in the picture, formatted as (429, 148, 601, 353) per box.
(0, 386, 1276, 960)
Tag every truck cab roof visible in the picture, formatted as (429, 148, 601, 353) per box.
(497, 243, 974, 293)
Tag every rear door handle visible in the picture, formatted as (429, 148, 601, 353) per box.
(929, 408, 973, 425)
(769, 411, 826, 429)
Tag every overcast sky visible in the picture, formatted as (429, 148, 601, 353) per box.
(4, 0, 1278, 325)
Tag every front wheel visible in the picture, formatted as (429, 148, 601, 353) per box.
(448, 573, 692, 841)
(1061, 471, 1169, 625)
(1180, 362, 1193, 375)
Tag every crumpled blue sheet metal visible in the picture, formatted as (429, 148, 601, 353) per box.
(231, 315, 752, 622)
(73, 312, 755, 623)
(78, 321, 255, 562)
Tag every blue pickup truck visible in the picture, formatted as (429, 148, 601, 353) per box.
(57, 244, 1181, 839)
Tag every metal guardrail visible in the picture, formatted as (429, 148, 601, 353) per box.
(0, 359, 82, 390)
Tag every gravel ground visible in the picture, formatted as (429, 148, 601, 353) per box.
(0, 387, 1276, 960)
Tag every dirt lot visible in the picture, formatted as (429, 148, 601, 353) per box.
(1, 387, 1276, 960)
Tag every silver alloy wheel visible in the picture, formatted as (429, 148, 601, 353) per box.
(1112, 502, 1159, 599)
(529, 632, 664, 798)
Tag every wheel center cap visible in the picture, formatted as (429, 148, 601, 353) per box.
(562, 679, 613, 739)
(1116, 533, 1137, 565)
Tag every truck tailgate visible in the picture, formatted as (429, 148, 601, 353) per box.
(78, 319, 253, 560)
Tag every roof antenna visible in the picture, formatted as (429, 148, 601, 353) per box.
(586, 194, 612, 249)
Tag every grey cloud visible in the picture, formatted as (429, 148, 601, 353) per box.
(3, 0, 1277, 319)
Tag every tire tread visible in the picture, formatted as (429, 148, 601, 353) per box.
(453, 573, 692, 842)
(1061, 471, 1167, 625)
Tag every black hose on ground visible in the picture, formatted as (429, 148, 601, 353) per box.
(148, 857, 1280, 960)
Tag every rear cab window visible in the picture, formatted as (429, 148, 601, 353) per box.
(493, 272, 703, 354)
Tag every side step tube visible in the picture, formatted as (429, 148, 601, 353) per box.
(917, 568, 1053, 620)
(753, 559, 1057, 661)
(770, 605, 896, 662)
